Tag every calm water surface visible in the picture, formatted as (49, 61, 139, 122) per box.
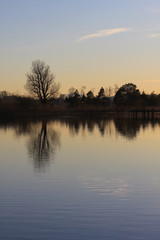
(0, 118, 160, 240)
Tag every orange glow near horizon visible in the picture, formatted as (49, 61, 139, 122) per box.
(1, 1, 160, 96)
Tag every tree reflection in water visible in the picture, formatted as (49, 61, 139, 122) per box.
(113, 119, 142, 139)
(10, 120, 60, 170)
(0, 117, 160, 170)
(27, 121, 60, 170)
(61, 117, 160, 140)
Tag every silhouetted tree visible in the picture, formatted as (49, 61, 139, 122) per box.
(114, 83, 140, 106)
(148, 92, 158, 106)
(97, 87, 109, 105)
(86, 90, 94, 104)
(140, 91, 148, 106)
(87, 90, 94, 99)
(65, 89, 81, 106)
(0, 91, 9, 98)
(74, 89, 80, 99)
(25, 60, 60, 104)
(68, 87, 76, 97)
(98, 87, 105, 99)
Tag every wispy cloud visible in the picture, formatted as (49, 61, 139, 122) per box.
(76, 28, 131, 42)
(150, 33, 160, 38)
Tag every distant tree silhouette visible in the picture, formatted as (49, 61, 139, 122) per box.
(68, 87, 76, 97)
(25, 60, 60, 104)
(97, 87, 105, 99)
(0, 91, 9, 98)
(86, 90, 94, 104)
(73, 89, 80, 99)
(148, 92, 158, 106)
(86, 90, 94, 98)
(65, 89, 81, 106)
(114, 83, 140, 106)
(97, 87, 109, 105)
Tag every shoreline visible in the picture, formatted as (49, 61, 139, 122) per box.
(1, 106, 160, 120)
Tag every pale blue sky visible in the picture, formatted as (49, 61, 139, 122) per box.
(1, 0, 160, 94)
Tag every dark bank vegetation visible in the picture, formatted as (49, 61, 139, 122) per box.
(1, 60, 160, 118)
(1, 82, 160, 119)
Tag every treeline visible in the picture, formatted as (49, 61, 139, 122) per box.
(64, 83, 160, 108)
(1, 83, 160, 115)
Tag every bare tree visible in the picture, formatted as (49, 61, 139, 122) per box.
(68, 87, 76, 97)
(25, 60, 60, 104)
(80, 86, 86, 96)
(108, 86, 113, 97)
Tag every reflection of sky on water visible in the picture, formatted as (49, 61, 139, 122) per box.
(0, 118, 160, 173)
(1, 118, 160, 239)
(80, 172, 128, 198)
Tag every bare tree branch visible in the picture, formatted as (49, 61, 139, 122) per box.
(25, 60, 60, 103)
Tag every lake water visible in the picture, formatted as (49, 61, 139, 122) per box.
(0, 118, 160, 240)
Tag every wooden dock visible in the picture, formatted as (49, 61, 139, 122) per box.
(130, 109, 160, 119)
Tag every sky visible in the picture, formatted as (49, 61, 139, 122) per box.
(0, 0, 160, 95)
